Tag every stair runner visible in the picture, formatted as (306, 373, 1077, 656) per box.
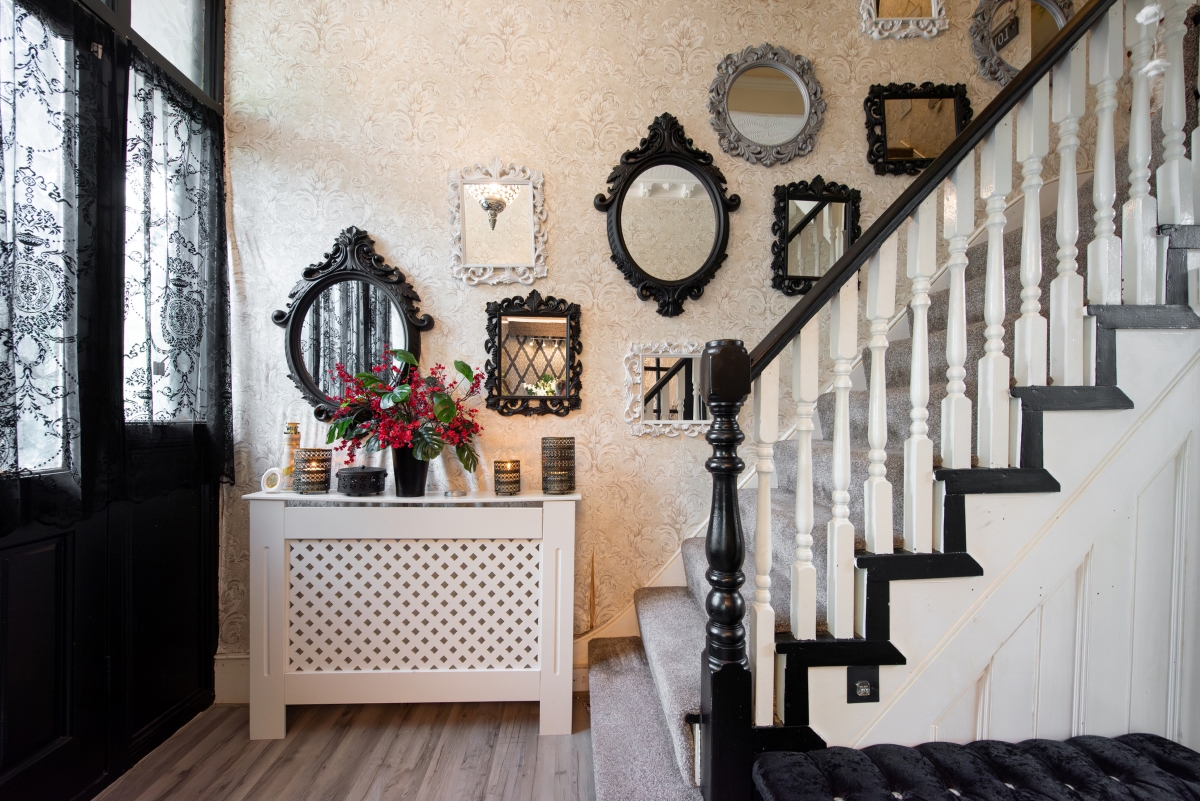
(588, 138, 1198, 800)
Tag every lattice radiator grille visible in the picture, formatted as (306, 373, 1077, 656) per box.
(288, 539, 541, 672)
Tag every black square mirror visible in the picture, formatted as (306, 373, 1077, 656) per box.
(484, 290, 582, 416)
(865, 82, 972, 175)
(770, 176, 861, 297)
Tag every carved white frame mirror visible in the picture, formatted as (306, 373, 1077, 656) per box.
(449, 158, 547, 285)
(860, 0, 949, 39)
(623, 341, 709, 437)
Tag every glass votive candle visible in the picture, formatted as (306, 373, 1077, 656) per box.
(293, 448, 332, 494)
(494, 460, 521, 496)
(542, 437, 575, 494)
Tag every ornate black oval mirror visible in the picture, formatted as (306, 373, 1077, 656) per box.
(594, 113, 740, 317)
(272, 226, 434, 421)
(771, 176, 862, 297)
(484, 290, 582, 416)
(971, 0, 1073, 85)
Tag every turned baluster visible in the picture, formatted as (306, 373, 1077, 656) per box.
(1088, 2, 1123, 307)
(978, 114, 1013, 468)
(904, 195, 937, 553)
(827, 281, 857, 639)
(1123, 0, 1161, 304)
(1158, 0, 1194, 228)
(749, 361, 778, 728)
(1050, 43, 1086, 387)
(864, 232, 898, 555)
(790, 321, 819, 640)
(942, 159, 975, 469)
(1015, 76, 1049, 388)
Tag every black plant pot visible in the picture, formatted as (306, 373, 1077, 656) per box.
(392, 446, 430, 497)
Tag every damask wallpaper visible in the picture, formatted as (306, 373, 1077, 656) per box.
(220, 0, 1124, 656)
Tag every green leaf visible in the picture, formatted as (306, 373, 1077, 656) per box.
(411, 425, 444, 461)
(454, 360, 475, 381)
(380, 394, 395, 410)
(431, 392, 456, 424)
(455, 443, 478, 473)
(392, 385, 412, 403)
(389, 349, 418, 366)
(326, 426, 337, 444)
(355, 371, 382, 387)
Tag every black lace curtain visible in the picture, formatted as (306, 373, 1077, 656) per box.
(0, 0, 232, 527)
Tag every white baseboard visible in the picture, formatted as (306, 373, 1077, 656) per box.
(214, 653, 249, 704)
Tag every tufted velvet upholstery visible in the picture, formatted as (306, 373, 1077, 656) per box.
(752, 734, 1200, 801)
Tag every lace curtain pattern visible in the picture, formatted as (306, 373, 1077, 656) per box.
(0, 1, 80, 480)
(123, 48, 232, 482)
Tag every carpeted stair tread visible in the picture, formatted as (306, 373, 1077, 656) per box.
(634, 586, 708, 788)
(588, 636, 702, 801)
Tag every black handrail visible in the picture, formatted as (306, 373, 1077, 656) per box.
(748, 0, 1119, 379)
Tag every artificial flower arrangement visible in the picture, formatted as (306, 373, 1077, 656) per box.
(523, 373, 560, 396)
(324, 349, 483, 494)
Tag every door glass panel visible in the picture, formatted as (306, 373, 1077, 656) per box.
(131, 0, 204, 87)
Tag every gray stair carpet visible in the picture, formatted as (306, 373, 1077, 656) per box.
(588, 636, 702, 801)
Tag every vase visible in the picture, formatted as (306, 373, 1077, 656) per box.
(392, 447, 430, 497)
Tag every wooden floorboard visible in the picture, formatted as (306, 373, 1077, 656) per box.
(95, 697, 595, 801)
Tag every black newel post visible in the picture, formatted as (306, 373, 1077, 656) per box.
(698, 339, 753, 801)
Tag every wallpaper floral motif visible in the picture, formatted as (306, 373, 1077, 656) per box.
(220, 0, 1131, 655)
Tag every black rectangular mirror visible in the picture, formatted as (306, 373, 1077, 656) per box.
(771, 176, 861, 297)
(865, 82, 972, 175)
(484, 290, 582, 416)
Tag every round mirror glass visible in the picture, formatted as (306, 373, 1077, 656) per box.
(991, 0, 1066, 73)
(620, 165, 717, 282)
(727, 65, 809, 147)
(298, 277, 408, 398)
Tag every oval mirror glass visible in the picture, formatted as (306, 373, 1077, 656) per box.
(620, 165, 717, 282)
(727, 66, 809, 147)
(298, 277, 408, 398)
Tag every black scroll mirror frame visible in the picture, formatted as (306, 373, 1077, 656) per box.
(770, 176, 862, 297)
(594, 113, 741, 317)
(484, 290, 583, 417)
(864, 82, 973, 176)
(272, 226, 434, 422)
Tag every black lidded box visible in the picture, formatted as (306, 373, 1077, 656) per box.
(336, 466, 387, 496)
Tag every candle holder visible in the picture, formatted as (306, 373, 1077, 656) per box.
(293, 448, 332, 494)
(494, 460, 521, 496)
(541, 437, 575, 494)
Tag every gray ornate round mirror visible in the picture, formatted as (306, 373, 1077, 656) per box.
(619, 164, 718, 282)
(971, 0, 1073, 85)
(708, 43, 825, 167)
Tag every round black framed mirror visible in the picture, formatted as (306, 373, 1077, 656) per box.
(594, 113, 740, 317)
(272, 226, 434, 421)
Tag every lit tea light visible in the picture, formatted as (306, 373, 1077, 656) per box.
(494, 460, 521, 496)
(293, 448, 332, 494)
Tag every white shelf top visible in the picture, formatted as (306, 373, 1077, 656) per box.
(242, 490, 580, 505)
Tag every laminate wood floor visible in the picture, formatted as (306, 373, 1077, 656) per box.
(95, 696, 595, 801)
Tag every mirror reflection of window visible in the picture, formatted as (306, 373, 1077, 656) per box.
(462, 182, 534, 266)
(499, 315, 569, 397)
(727, 66, 808, 146)
(877, 0, 933, 17)
(620, 165, 716, 281)
(787, 201, 846, 278)
(299, 281, 405, 398)
(641, 356, 706, 422)
(884, 96, 957, 161)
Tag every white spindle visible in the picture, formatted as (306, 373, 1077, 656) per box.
(827, 280, 857, 639)
(864, 232, 899, 555)
(1123, 0, 1161, 304)
(978, 114, 1013, 468)
(1051, 43, 1086, 387)
(1015, 76, 1050, 387)
(904, 195, 937, 554)
(791, 320, 819, 640)
(1158, 0, 1194, 228)
(749, 361, 779, 727)
(942, 158, 975, 469)
(1088, 2, 1124, 305)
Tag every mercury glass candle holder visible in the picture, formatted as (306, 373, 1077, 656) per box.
(293, 448, 332, 494)
(494, 460, 521, 496)
(541, 437, 575, 495)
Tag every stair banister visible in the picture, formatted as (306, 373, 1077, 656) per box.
(1050, 43, 1087, 387)
(1157, 0, 1194, 228)
(904, 195, 937, 553)
(747, 0, 1122, 380)
(749, 360, 779, 727)
(942, 158, 975, 471)
(1088, 1, 1124, 307)
(978, 112, 1014, 468)
(863, 231, 898, 556)
(1015, 75, 1050, 388)
(827, 280, 858, 639)
(790, 322, 819, 640)
(1123, 0, 1161, 304)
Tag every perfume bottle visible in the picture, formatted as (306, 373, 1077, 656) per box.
(280, 422, 301, 490)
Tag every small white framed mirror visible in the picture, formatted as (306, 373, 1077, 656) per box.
(860, 0, 949, 39)
(449, 158, 547, 285)
(624, 341, 709, 437)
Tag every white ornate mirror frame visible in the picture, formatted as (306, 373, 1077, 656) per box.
(859, 0, 948, 39)
(449, 158, 547, 285)
(623, 341, 709, 437)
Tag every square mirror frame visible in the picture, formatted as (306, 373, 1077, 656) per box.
(450, 158, 547, 286)
(484, 290, 582, 417)
(770, 176, 862, 297)
(864, 82, 973, 176)
(860, 0, 949, 39)
(623, 341, 709, 437)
